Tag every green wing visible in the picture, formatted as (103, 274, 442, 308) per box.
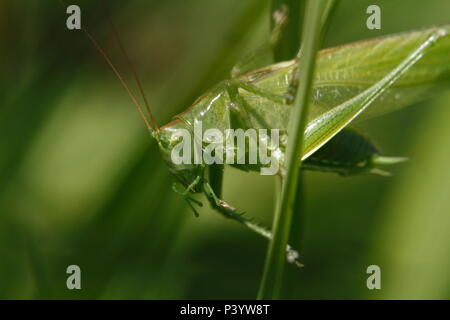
(239, 25, 450, 160)
(176, 25, 450, 173)
(312, 25, 450, 122)
(241, 25, 450, 125)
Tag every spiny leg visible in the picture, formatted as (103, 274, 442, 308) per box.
(203, 166, 303, 267)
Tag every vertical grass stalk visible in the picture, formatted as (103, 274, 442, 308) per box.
(257, 0, 333, 300)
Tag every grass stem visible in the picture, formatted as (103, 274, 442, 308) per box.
(257, 0, 333, 300)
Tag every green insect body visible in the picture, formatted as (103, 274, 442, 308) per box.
(151, 25, 450, 264)
(158, 26, 450, 178)
(84, 20, 450, 266)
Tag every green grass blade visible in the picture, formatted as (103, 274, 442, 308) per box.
(257, 0, 332, 300)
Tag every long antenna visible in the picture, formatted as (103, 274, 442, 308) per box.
(59, 0, 154, 132)
(83, 29, 154, 132)
(102, 2, 159, 131)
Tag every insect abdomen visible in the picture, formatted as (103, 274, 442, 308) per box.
(302, 128, 380, 175)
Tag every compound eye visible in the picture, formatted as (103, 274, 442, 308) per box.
(157, 136, 172, 150)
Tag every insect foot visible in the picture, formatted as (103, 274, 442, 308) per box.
(287, 247, 304, 268)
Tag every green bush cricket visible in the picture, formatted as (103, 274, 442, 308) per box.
(79, 10, 450, 266)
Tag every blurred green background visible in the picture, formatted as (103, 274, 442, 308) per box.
(1, 0, 449, 299)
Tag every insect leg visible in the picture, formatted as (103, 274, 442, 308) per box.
(172, 178, 203, 217)
(223, 79, 288, 132)
(224, 81, 259, 129)
(182, 176, 202, 195)
(228, 79, 287, 104)
(285, 63, 300, 105)
(203, 177, 303, 267)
